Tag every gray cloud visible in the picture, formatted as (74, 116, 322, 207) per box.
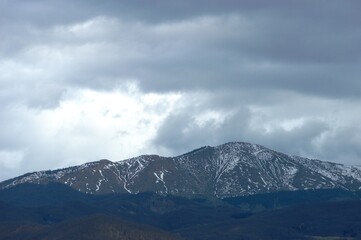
(153, 107, 252, 154)
(153, 93, 361, 165)
(153, 102, 329, 157)
(1, 0, 361, 180)
(2, 1, 361, 98)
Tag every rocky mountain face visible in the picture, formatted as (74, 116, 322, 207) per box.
(1, 142, 361, 199)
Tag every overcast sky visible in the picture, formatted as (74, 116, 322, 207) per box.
(1, 0, 361, 181)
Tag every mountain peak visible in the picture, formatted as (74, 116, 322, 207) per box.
(220, 141, 271, 151)
(178, 145, 212, 157)
(96, 159, 113, 164)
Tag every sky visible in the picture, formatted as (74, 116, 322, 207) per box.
(1, 0, 361, 181)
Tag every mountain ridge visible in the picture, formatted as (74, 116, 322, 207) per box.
(1, 141, 361, 199)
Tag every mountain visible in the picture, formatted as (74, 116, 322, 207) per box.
(1, 142, 361, 199)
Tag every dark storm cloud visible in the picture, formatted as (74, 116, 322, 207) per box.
(1, 0, 361, 99)
(0, 0, 285, 25)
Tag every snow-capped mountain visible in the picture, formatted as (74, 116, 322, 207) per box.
(1, 142, 361, 198)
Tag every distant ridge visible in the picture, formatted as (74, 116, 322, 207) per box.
(1, 142, 361, 198)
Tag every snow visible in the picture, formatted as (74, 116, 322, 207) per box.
(95, 170, 107, 192)
(260, 176, 267, 185)
(95, 179, 103, 192)
(154, 171, 165, 183)
(153, 170, 168, 193)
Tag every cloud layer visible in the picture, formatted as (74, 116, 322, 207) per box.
(1, 0, 361, 180)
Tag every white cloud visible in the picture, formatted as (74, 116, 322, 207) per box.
(0, 84, 181, 180)
(0, 150, 24, 181)
(0, 150, 23, 169)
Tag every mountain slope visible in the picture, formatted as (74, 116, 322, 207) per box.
(1, 142, 361, 198)
(0, 214, 181, 240)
